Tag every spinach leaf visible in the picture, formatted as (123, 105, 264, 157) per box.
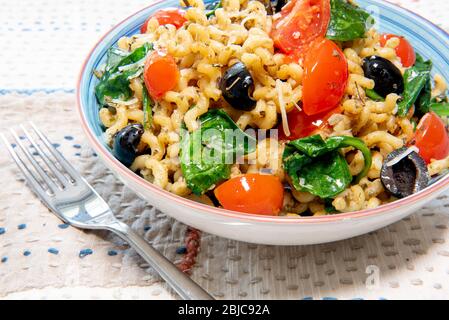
(107, 43, 153, 74)
(95, 71, 135, 106)
(95, 43, 153, 106)
(324, 198, 339, 213)
(326, 0, 372, 42)
(430, 103, 449, 117)
(180, 109, 256, 195)
(366, 88, 385, 102)
(142, 86, 153, 130)
(415, 76, 432, 116)
(105, 47, 129, 72)
(397, 54, 433, 117)
(283, 135, 372, 198)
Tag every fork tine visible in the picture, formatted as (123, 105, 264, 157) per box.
(0, 133, 52, 200)
(29, 122, 80, 181)
(21, 125, 72, 187)
(9, 129, 59, 193)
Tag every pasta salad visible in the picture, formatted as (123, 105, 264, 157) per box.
(95, 0, 449, 217)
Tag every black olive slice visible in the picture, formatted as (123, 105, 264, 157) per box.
(381, 147, 429, 198)
(362, 55, 404, 97)
(220, 61, 257, 111)
(113, 124, 144, 167)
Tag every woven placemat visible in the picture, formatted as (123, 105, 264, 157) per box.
(1, 0, 449, 300)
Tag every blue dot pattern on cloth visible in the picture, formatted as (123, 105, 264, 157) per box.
(48, 248, 59, 255)
(73, 144, 81, 149)
(64, 136, 74, 141)
(108, 250, 118, 256)
(0, 227, 5, 235)
(1, 257, 7, 263)
(18, 224, 27, 230)
(23, 250, 31, 257)
(79, 249, 93, 258)
(58, 223, 70, 229)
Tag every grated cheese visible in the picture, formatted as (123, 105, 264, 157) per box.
(276, 79, 291, 137)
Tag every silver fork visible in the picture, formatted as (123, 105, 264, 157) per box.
(1, 123, 213, 300)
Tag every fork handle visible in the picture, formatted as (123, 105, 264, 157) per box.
(108, 221, 214, 300)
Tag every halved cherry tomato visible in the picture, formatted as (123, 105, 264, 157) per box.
(144, 51, 179, 100)
(410, 112, 449, 164)
(141, 8, 187, 33)
(271, 0, 330, 58)
(214, 174, 284, 216)
(278, 106, 342, 141)
(380, 34, 416, 68)
(302, 38, 348, 116)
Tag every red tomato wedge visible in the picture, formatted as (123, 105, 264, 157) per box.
(141, 8, 187, 33)
(410, 112, 449, 164)
(302, 38, 348, 116)
(278, 106, 342, 141)
(271, 0, 331, 57)
(214, 174, 284, 216)
(144, 51, 179, 100)
(380, 34, 416, 68)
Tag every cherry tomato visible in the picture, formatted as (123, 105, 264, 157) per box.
(380, 34, 416, 68)
(141, 8, 187, 33)
(283, 50, 303, 65)
(271, 0, 330, 57)
(302, 38, 348, 116)
(410, 112, 449, 164)
(214, 174, 284, 216)
(144, 51, 179, 100)
(278, 106, 342, 141)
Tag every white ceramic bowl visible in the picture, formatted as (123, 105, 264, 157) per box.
(78, 0, 449, 245)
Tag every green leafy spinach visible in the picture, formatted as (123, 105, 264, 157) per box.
(180, 109, 256, 195)
(283, 135, 372, 198)
(95, 43, 153, 106)
(430, 102, 449, 117)
(326, 0, 373, 42)
(397, 54, 433, 117)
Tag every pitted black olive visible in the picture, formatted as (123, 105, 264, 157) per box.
(113, 124, 144, 167)
(381, 147, 429, 199)
(362, 55, 404, 97)
(220, 62, 257, 111)
(275, 0, 288, 13)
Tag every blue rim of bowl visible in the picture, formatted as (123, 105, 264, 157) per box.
(77, 0, 449, 224)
